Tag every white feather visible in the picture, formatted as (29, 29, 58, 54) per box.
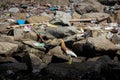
(66, 50, 77, 57)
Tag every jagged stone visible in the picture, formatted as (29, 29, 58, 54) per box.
(0, 42, 18, 56)
(86, 36, 118, 51)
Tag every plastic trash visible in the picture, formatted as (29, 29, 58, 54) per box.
(33, 42, 45, 47)
(17, 20, 26, 25)
(50, 7, 57, 11)
(23, 25, 31, 32)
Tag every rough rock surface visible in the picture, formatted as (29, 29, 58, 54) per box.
(41, 56, 120, 80)
(27, 16, 52, 23)
(86, 36, 118, 51)
(0, 42, 18, 56)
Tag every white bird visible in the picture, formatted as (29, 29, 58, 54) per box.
(58, 39, 77, 57)
(66, 50, 77, 57)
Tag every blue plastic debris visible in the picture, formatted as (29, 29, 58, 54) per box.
(17, 19, 26, 25)
(50, 7, 57, 11)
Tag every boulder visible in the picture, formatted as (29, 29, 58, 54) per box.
(22, 40, 46, 51)
(9, 7, 19, 13)
(42, 46, 70, 64)
(14, 29, 24, 41)
(0, 35, 25, 52)
(0, 35, 14, 42)
(98, 0, 120, 5)
(0, 63, 27, 72)
(0, 56, 18, 63)
(54, 11, 72, 26)
(29, 53, 45, 72)
(41, 56, 116, 80)
(111, 34, 120, 44)
(46, 27, 77, 39)
(73, 36, 118, 57)
(26, 47, 45, 59)
(80, 13, 110, 22)
(72, 39, 86, 56)
(75, 3, 98, 15)
(86, 36, 118, 51)
(0, 22, 10, 32)
(84, 0, 104, 12)
(0, 42, 18, 56)
(27, 16, 52, 23)
(24, 31, 37, 41)
(47, 46, 63, 55)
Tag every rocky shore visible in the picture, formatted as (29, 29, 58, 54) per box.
(0, 0, 120, 80)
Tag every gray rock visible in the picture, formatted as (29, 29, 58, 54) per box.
(86, 36, 118, 51)
(0, 22, 10, 31)
(41, 56, 116, 80)
(54, 11, 72, 26)
(0, 42, 18, 56)
(14, 29, 24, 41)
(75, 3, 98, 15)
(0, 56, 18, 63)
(80, 13, 110, 21)
(0, 63, 27, 71)
(22, 40, 46, 51)
(42, 46, 70, 64)
(47, 46, 64, 55)
(0, 35, 14, 42)
(9, 7, 19, 13)
(29, 53, 46, 72)
(24, 31, 37, 41)
(72, 39, 86, 55)
(98, 0, 120, 4)
(111, 34, 120, 44)
(46, 27, 77, 39)
(26, 47, 45, 59)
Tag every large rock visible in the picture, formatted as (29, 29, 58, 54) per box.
(14, 29, 24, 41)
(111, 34, 120, 44)
(46, 27, 77, 39)
(27, 16, 52, 23)
(0, 63, 27, 72)
(73, 36, 118, 57)
(75, 3, 98, 15)
(98, 0, 120, 4)
(9, 7, 19, 13)
(41, 55, 119, 80)
(0, 56, 18, 63)
(0, 42, 18, 56)
(29, 53, 46, 72)
(80, 13, 110, 21)
(42, 46, 70, 64)
(26, 46, 45, 59)
(86, 36, 118, 51)
(53, 11, 72, 26)
(22, 40, 46, 51)
(24, 31, 37, 41)
(0, 22, 10, 32)
(72, 39, 86, 56)
(84, 0, 104, 12)
(0, 35, 14, 43)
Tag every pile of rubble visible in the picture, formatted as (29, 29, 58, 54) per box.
(0, 0, 120, 80)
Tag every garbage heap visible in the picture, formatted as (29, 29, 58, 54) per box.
(0, 0, 120, 80)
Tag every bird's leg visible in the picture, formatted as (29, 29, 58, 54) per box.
(67, 55, 73, 64)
